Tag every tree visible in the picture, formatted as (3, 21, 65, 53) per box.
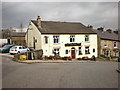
(1, 28, 12, 39)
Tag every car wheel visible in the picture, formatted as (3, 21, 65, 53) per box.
(17, 51, 20, 54)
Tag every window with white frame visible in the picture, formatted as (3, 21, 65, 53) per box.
(53, 36, 59, 43)
(85, 35, 89, 41)
(78, 47, 82, 55)
(85, 46, 90, 54)
(53, 49, 59, 55)
(70, 35, 75, 42)
(114, 41, 117, 47)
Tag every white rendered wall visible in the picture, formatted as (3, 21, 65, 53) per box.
(41, 34, 98, 58)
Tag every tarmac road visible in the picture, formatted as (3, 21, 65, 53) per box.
(1, 54, 119, 88)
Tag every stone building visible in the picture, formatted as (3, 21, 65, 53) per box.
(11, 32, 26, 46)
(94, 29, 120, 58)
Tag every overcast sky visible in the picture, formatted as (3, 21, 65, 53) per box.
(2, 2, 118, 31)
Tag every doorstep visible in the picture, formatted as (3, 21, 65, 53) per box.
(18, 60, 99, 64)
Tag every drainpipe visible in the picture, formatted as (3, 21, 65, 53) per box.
(33, 37, 35, 49)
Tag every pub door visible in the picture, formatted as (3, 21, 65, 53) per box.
(71, 47, 76, 59)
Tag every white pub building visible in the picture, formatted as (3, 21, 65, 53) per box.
(25, 16, 98, 59)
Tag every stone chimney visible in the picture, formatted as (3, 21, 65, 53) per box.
(87, 25, 93, 29)
(113, 30, 118, 34)
(97, 27, 104, 32)
(37, 16, 41, 28)
(106, 29, 112, 33)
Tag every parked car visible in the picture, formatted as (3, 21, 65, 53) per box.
(0, 45, 15, 53)
(0, 43, 8, 47)
(9, 46, 30, 54)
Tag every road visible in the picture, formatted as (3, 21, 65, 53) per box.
(1, 54, 119, 88)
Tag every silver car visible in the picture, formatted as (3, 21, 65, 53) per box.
(9, 46, 30, 54)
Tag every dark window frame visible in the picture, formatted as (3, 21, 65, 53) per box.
(114, 41, 117, 47)
(53, 49, 60, 56)
(70, 35, 75, 42)
(44, 36, 48, 44)
(78, 47, 82, 55)
(85, 35, 89, 41)
(53, 36, 59, 43)
(85, 46, 90, 54)
(65, 50, 68, 54)
(93, 48, 95, 53)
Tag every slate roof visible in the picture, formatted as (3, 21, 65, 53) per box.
(31, 20, 96, 34)
(11, 32, 26, 37)
(93, 30, 119, 41)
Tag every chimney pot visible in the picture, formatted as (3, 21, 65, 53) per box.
(37, 16, 41, 28)
(87, 25, 93, 29)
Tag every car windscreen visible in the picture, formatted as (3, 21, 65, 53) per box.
(10, 47, 17, 49)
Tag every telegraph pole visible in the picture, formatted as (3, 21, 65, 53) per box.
(20, 23, 23, 32)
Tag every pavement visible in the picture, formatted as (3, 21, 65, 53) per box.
(18, 59, 99, 64)
(1, 53, 117, 64)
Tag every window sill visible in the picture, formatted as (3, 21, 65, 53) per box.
(78, 53, 82, 55)
(53, 43, 60, 45)
(85, 41, 90, 43)
(104, 46, 108, 47)
(85, 52, 90, 54)
(70, 41, 75, 43)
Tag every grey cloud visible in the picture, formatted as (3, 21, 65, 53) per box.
(2, 2, 118, 30)
(0, 3, 2, 29)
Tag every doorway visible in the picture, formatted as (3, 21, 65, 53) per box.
(71, 47, 76, 59)
(7, 39, 11, 44)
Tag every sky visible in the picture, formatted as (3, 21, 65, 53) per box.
(1, 1, 118, 31)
